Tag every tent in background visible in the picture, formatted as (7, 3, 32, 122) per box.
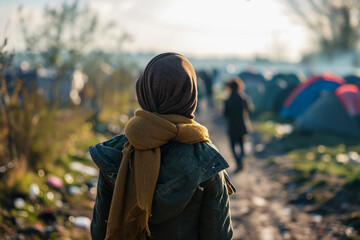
(262, 73, 301, 112)
(281, 74, 345, 118)
(296, 92, 360, 136)
(344, 75, 360, 88)
(273, 85, 298, 113)
(335, 84, 360, 117)
(238, 71, 265, 111)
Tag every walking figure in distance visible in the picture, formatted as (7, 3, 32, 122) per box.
(89, 52, 235, 240)
(224, 77, 252, 173)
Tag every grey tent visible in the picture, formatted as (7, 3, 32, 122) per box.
(296, 92, 360, 136)
(238, 72, 266, 110)
(262, 73, 300, 112)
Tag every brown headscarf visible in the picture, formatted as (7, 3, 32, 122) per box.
(136, 52, 198, 119)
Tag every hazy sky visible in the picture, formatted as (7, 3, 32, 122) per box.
(0, 0, 310, 62)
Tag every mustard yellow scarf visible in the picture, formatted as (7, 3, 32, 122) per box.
(105, 109, 210, 240)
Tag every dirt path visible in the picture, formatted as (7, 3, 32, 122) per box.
(197, 110, 317, 240)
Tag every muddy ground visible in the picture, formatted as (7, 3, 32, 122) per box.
(198, 109, 359, 240)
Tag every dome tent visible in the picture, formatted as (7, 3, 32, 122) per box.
(344, 75, 360, 88)
(238, 71, 265, 111)
(281, 74, 345, 118)
(335, 84, 360, 117)
(296, 92, 360, 136)
(262, 73, 301, 112)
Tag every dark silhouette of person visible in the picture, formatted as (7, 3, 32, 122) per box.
(224, 77, 251, 173)
(195, 73, 204, 115)
(198, 69, 214, 109)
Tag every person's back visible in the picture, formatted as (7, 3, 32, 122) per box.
(225, 92, 247, 137)
(90, 53, 235, 240)
(90, 135, 234, 239)
(224, 78, 250, 172)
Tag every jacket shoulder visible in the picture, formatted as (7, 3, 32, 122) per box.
(89, 134, 127, 174)
(156, 141, 229, 196)
(150, 141, 230, 224)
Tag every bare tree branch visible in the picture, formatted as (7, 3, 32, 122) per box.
(280, 0, 360, 54)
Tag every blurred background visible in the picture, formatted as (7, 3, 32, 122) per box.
(1, 0, 360, 239)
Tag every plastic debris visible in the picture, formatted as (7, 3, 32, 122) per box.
(348, 151, 359, 163)
(282, 207, 292, 215)
(336, 154, 349, 164)
(255, 144, 265, 152)
(46, 175, 63, 188)
(345, 227, 356, 237)
(14, 198, 25, 209)
(310, 214, 323, 224)
(252, 196, 267, 207)
(68, 186, 83, 195)
(64, 174, 74, 184)
(46, 192, 54, 201)
(29, 184, 40, 200)
(72, 216, 91, 229)
(69, 162, 97, 177)
(38, 169, 45, 177)
(275, 123, 293, 136)
(55, 200, 64, 208)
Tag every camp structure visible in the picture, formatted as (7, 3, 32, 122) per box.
(4, 66, 37, 94)
(335, 84, 360, 117)
(238, 71, 266, 110)
(281, 74, 345, 118)
(296, 92, 360, 136)
(344, 75, 360, 88)
(262, 73, 301, 112)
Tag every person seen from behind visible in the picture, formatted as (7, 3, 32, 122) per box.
(89, 52, 236, 240)
(224, 77, 252, 173)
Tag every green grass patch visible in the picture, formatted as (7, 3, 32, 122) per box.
(254, 113, 360, 194)
(289, 149, 360, 181)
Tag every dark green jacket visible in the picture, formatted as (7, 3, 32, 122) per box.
(89, 134, 234, 240)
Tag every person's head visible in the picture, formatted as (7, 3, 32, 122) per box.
(226, 77, 245, 93)
(136, 53, 197, 119)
